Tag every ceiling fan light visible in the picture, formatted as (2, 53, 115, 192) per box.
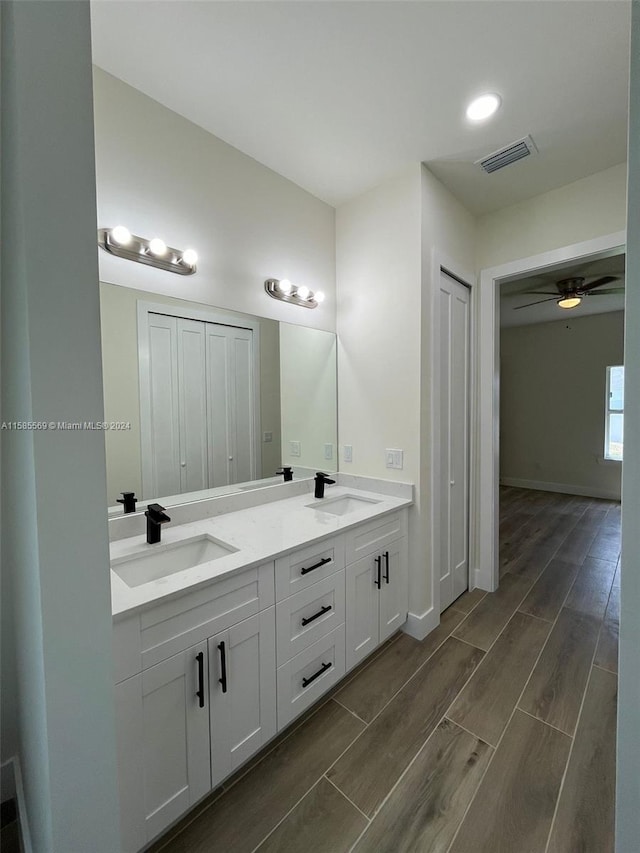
(557, 296, 582, 309)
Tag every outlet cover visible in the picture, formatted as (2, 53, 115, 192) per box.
(385, 448, 404, 470)
(343, 444, 353, 463)
(289, 440, 301, 457)
(323, 443, 333, 461)
(263, 431, 273, 443)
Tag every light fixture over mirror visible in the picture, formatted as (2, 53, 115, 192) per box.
(98, 227, 198, 275)
(264, 278, 325, 309)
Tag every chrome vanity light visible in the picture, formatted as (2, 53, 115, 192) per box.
(98, 227, 198, 275)
(264, 278, 325, 309)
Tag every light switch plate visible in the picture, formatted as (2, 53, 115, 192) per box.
(263, 431, 273, 443)
(323, 443, 333, 461)
(289, 440, 301, 457)
(343, 444, 353, 463)
(385, 448, 404, 470)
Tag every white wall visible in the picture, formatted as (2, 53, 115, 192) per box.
(1, 3, 120, 849)
(500, 312, 624, 500)
(93, 68, 336, 333)
(336, 164, 476, 635)
(420, 165, 477, 618)
(617, 2, 640, 848)
(477, 163, 627, 269)
(337, 165, 423, 621)
(279, 324, 337, 471)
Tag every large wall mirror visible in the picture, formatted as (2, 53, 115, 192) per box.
(100, 282, 337, 514)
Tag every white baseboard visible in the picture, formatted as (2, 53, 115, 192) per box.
(500, 477, 620, 502)
(2, 756, 32, 853)
(1, 758, 16, 803)
(15, 757, 32, 853)
(403, 606, 439, 641)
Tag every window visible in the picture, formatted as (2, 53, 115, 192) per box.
(605, 365, 624, 460)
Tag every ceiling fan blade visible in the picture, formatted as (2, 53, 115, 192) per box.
(518, 291, 561, 296)
(579, 275, 619, 292)
(585, 287, 626, 296)
(513, 297, 560, 310)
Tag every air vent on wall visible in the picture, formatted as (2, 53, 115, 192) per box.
(475, 135, 538, 174)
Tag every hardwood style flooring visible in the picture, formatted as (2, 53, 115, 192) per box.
(150, 487, 620, 853)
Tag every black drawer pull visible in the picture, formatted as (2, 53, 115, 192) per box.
(195, 652, 205, 708)
(300, 556, 331, 576)
(218, 641, 228, 694)
(384, 550, 390, 584)
(302, 661, 332, 688)
(301, 604, 332, 627)
(374, 555, 382, 589)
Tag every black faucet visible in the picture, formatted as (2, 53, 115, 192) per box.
(145, 503, 171, 544)
(276, 466, 294, 482)
(117, 491, 138, 514)
(314, 472, 336, 499)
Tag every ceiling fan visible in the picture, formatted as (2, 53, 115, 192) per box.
(514, 276, 624, 311)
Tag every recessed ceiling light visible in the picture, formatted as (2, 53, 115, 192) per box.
(466, 93, 502, 122)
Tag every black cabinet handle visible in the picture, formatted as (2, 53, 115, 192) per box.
(374, 555, 382, 589)
(218, 641, 228, 694)
(301, 604, 332, 627)
(300, 556, 331, 576)
(302, 661, 332, 688)
(384, 551, 390, 584)
(195, 652, 205, 708)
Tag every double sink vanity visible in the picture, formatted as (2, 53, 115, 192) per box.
(110, 476, 412, 852)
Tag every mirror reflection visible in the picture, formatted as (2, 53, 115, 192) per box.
(100, 283, 337, 513)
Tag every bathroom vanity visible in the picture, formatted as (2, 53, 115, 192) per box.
(110, 480, 412, 852)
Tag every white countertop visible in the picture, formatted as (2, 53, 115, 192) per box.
(110, 484, 412, 618)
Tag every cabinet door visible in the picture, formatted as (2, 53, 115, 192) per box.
(379, 538, 408, 643)
(115, 641, 211, 851)
(345, 553, 379, 671)
(209, 608, 276, 788)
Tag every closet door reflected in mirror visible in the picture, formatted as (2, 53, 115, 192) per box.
(100, 282, 337, 510)
(141, 311, 256, 499)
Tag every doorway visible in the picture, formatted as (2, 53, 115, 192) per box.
(476, 230, 626, 592)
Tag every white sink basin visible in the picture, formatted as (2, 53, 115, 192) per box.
(306, 494, 381, 517)
(112, 535, 238, 587)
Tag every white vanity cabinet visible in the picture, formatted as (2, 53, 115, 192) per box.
(113, 563, 276, 852)
(115, 641, 211, 852)
(274, 535, 347, 728)
(112, 503, 409, 852)
(345, 512, 409, 670)
(208, 609, 276, 788)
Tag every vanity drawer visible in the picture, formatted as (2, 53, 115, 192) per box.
(276, 571, 345, 665)
(136, 562, 274, 672)
(277, 624, 345, 730)
(275, 536, 345, 601)
(345, 511, 407, 564)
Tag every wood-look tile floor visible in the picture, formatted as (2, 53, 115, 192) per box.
(151, 488, 619, 853)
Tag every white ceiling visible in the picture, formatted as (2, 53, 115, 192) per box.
(90, 1, 631, 215)
(500, 251, 625, 328)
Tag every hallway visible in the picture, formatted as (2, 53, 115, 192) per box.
(151, 487, 620, 853)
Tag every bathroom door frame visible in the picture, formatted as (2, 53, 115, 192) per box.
(137, 300, 262, 499)
(475, 230, 626, 594)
